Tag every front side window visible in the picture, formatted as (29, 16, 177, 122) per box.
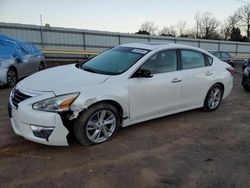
(81, 46, 148, 75)
(181, 50, 206, 69)
(140, 50, 177, 74)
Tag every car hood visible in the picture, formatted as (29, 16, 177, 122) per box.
(19, 64, 110, 95)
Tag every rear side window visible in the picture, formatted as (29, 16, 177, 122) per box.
(211, 52, 220, 58)
(181, 50, 206, 69)
(221, 52, 231, 58)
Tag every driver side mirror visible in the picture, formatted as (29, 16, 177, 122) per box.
(133, 68, 153, 78)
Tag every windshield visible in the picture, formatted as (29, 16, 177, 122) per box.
(81, 46, 149, 75)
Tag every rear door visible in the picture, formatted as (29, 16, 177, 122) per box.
(26, 44, 39, 73)
(180, 49, 214, 108)
(14, 46, 32, 77)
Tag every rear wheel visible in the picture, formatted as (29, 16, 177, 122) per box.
(229, 62, 234, 67)
(6, 68, 17, 87)
(203, 84, 223, 112)
(73, 103, 120, 146)
(39, 62, 45, 71)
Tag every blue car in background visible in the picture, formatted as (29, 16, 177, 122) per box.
(0, 35, 46, 87)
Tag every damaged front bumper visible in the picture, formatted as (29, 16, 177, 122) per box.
(8, 87, 70, 146)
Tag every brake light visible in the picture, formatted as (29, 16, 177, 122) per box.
(226, 67, 236, 75)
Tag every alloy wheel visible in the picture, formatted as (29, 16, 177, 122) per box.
(7, 69, 17, 87)
(86, 110, 117, 143)
(207, 87, 222, 110)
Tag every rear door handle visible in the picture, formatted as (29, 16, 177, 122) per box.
(171, 78, 182, 83)
(205, 71, 213, 76)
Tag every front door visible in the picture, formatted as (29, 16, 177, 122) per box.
(129, 50, 182, 121)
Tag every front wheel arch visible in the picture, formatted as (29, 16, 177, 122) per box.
(84, 100, 124, 124)
(73, 102, 121, 145)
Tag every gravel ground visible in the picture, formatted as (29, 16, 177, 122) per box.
(0, 65, 249, 188)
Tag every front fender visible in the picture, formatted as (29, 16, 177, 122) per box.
(68, 79, 129, 121)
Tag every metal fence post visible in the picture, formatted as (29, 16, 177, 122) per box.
(236, 43, 238, 56)
(148, 35, 151, 42)
(218, 42, 221, 51)
(82, 31, 86, 50)
(198, 40, 200, 48)
(118, 33, 121, 45)
(40, 26, 44, 48)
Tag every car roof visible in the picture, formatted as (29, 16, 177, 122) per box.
(121, 42, 206, 52)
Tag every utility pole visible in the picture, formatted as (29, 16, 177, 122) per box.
(40, 14, 43, 26)
(39, 14, 44, 48)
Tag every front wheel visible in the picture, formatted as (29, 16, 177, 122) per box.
(73, 103, 120, 146)
(203, 84, 223, 112)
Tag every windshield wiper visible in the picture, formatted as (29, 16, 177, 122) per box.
(82, 66, 99, 74)
(81, 65, 115, 75)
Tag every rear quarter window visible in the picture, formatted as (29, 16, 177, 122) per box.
(206, 55, 213, 66)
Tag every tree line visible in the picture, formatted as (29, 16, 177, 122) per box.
(135, 4, 250, 42)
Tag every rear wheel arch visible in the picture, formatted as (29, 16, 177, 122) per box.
(39, 61, 45, 70)
(203, 83, 224, 111)
(204, 82, 224, 100)
(214, 82, 224, 96)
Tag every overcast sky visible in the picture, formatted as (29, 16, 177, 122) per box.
(0, 0, 248, 33)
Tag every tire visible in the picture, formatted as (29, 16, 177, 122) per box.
(39, 62, 45, 71)
(73, 103, 120, 146)
(6, 68, 17, 87)
(203, 84, 223, 112)
(242, 77, 250, 91)
(243, 84, 250, 91)
(229, 62, 234, 67)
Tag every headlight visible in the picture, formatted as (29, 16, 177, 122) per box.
(33, 93, 79, 112)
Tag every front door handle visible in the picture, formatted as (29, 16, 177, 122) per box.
(171, 78, 182, 83)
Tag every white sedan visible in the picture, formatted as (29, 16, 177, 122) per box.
(8, 43, 234, 146)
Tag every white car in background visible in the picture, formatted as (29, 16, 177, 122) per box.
(8, 43, 234, 146)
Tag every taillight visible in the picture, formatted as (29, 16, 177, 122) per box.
(226, 67, 236, 75)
